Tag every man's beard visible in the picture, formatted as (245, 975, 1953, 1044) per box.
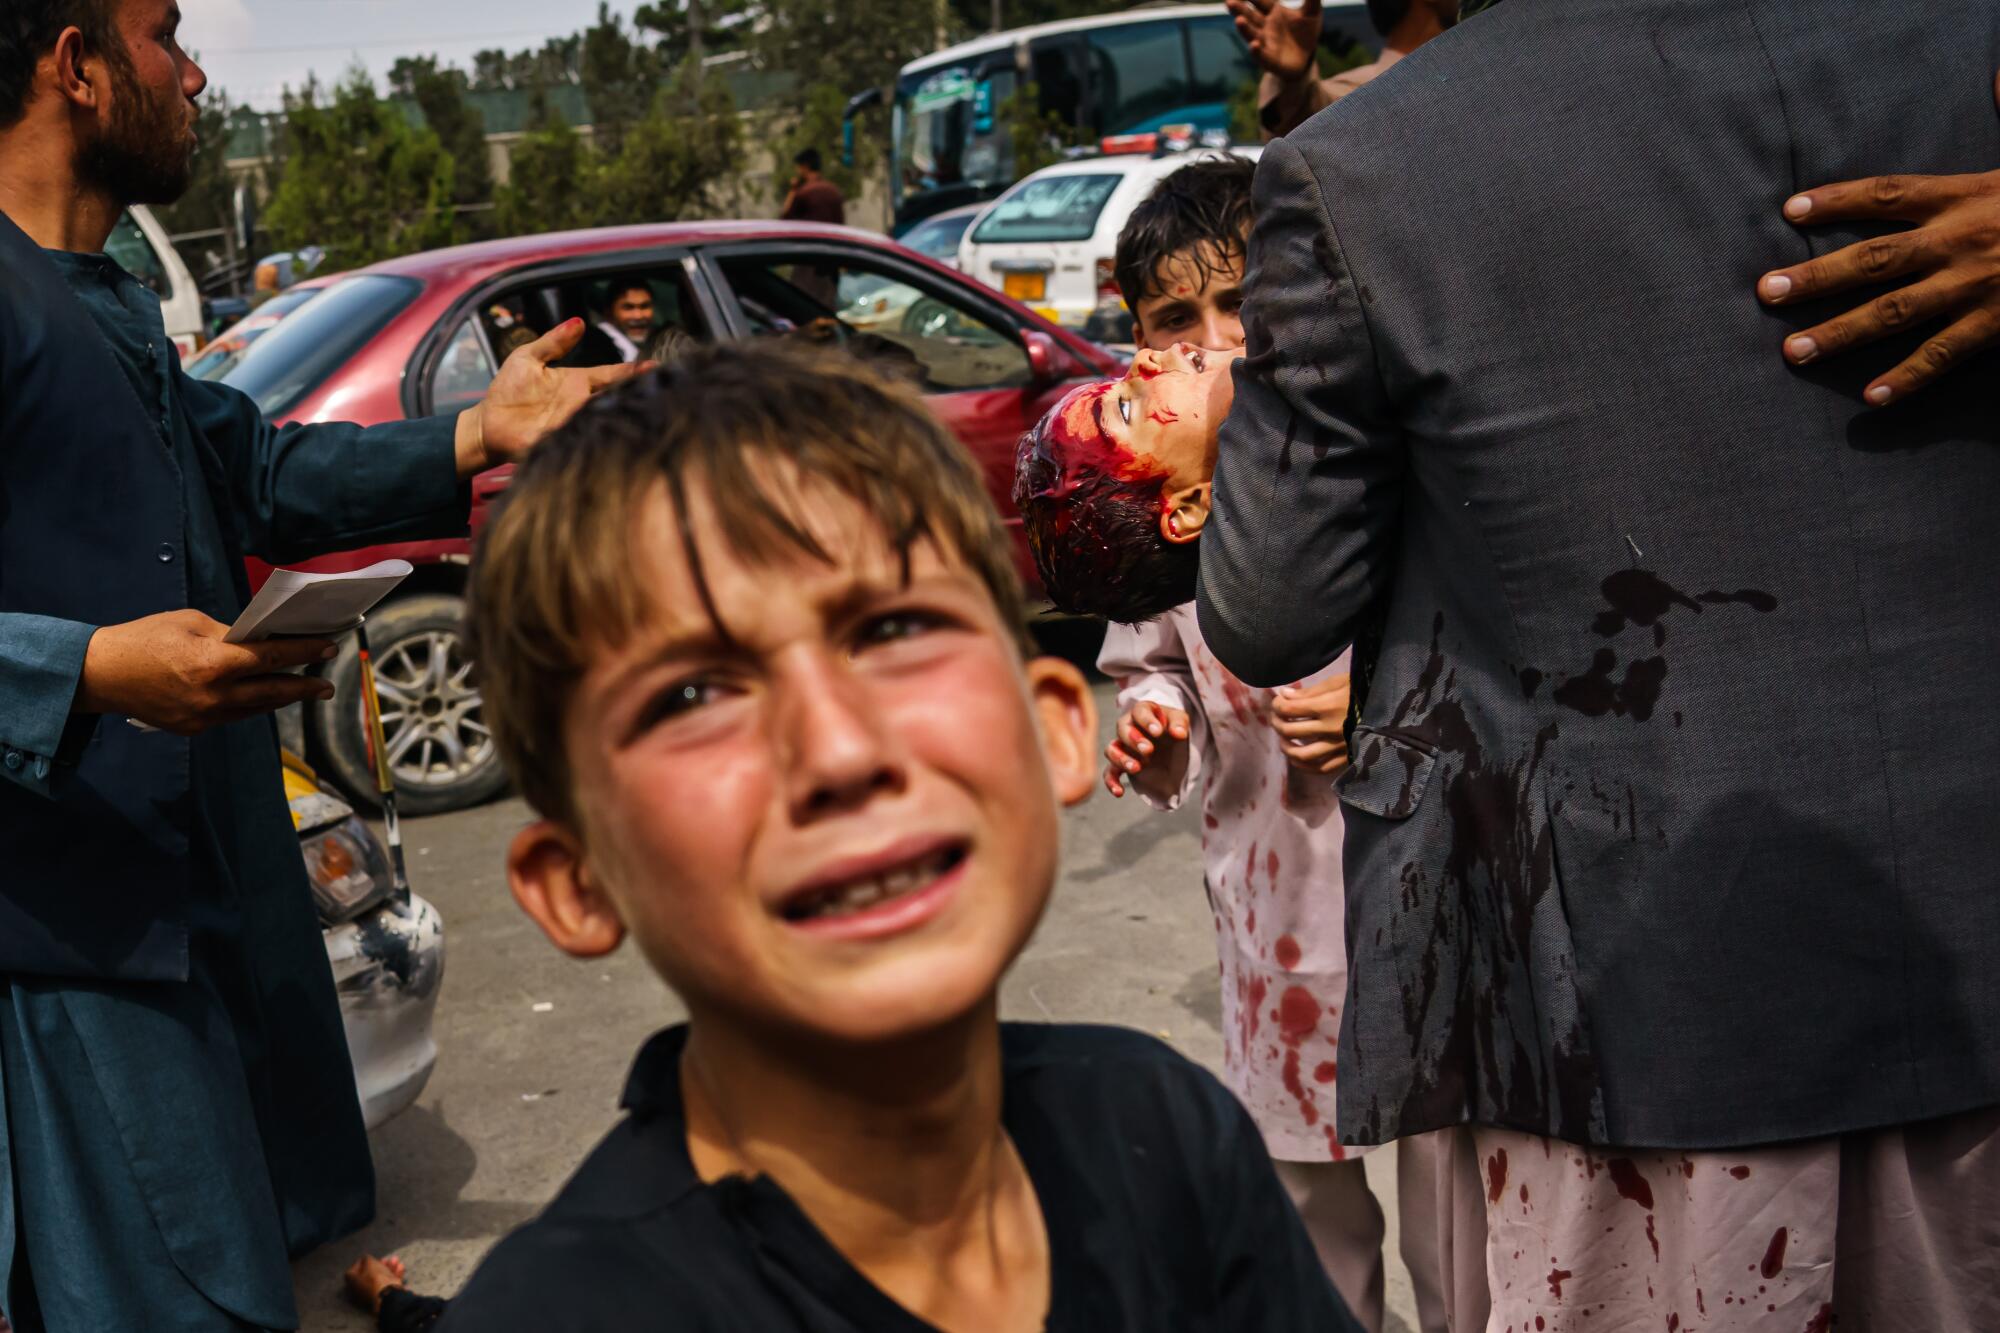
(76, 51, 195, 207)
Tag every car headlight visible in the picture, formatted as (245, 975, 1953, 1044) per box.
(302, 817, 396, 923)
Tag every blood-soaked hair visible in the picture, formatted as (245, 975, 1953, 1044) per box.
(1012, 383, 1200, 625)
(1112, 155, 1257, 313)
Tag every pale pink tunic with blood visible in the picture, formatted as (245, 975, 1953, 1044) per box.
(1098, 604, 1360, 1163)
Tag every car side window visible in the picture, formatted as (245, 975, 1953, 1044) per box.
(429, 317, 498, 416)
(425, 261, 711, 413)
(718, 252, 1031, 393)
(106, 212, 171, 299)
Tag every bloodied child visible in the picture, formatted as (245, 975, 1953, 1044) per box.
(1011, 156, 1408, 1332)
(435, 342, 1360, 1333)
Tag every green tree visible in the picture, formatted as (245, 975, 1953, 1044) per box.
(599, 64, 744, 222)
(264, 70, 462, 267)
(632, 0, 753, 65)
(493, 95, 597, 235)
(580, 4, 658, 155)
(750, 0, 946, 107)
(388, 56, 495, 238)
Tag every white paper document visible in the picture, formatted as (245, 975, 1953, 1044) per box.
(224, 559, 413, 644)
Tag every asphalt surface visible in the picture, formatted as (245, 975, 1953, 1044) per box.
(290, 632, 1420, 1331)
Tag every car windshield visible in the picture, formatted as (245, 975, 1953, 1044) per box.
(221, 274, 421, 418)
(970, 173, 1121, 245)
(901, 212, 975, 263)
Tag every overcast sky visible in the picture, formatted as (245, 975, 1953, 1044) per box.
(180, 0, 648, 109)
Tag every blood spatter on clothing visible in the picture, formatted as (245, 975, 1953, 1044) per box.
(1760, 1227, 1788, 1279)
(1313, 1060, 1337, 1083)
(1487, 1148, 1509, 1203)
(1696, 1289, 1706, 1315)
(1245, 976, 1268, 1043)
(1277, 985, 1319, 1045)
(1548, 1267, 1574, 1300)
(1607, 1158, 1654, 1210)
(1323, 1125, 1347, 1160)
(1550, 647, 1668, 721)
(1645, 1213, 1659, 1263)
(1681, 1156, 1695, 1179)
(1275, 934, 1303, 969)
(1377, 611, 1605, 1141)
(1696, 588, 1777, 613)
(1542, 569, 1776, 725)
(1593, 569, 1705, 636)
(1246, 908, 1257, 934)
(1668, 1314, 1680, 1331)
(1204, 811, 1220, 830)
(1728, 1165, 1751, 1180)
(1266, 848, 1281, 882)
(1520, 1182, 1530, 1207)
(1803, 1303, 1834, 1333)
(1280, 1048, 1319, 1125)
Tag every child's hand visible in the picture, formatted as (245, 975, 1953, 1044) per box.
(1272, 675, 1351, 775)
(1104, 701, 1191, 798)
(344, 1254, 407, 1315)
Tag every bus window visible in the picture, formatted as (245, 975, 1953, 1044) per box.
(1185, 15, 1259, 106)
(1029, 35, 1090, 132)
(1087, 21, 1192, 134)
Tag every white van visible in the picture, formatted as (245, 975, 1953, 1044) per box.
(959, 144, 1261, 337)
(109, 204, 205, 360)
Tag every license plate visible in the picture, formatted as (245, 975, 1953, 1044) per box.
(1003, 271, 1047, 302)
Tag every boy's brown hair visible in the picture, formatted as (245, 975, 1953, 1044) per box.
(469, 340, 1029, 827)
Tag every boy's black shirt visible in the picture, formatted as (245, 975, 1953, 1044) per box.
(439, 1023, 1359, 1332)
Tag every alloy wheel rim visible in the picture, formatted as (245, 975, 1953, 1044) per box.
(365, 629, 493, 788)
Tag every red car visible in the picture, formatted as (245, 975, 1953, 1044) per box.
(217, 221, 1120, 814)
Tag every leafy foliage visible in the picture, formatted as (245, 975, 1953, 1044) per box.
(495, 68, 742, 236)
(387, 55, 494, 235)
(263, 71, 462, 267)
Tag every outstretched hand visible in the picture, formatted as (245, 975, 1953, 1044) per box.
(457, 318, 655, 474)
(1758, 71, 2000, 406)
(1225, 0, 1323, 84)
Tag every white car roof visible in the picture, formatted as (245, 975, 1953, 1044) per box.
(1000, 145, 1263, 188)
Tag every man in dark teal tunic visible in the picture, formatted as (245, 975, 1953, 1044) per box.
(0, 4, 643, 1328)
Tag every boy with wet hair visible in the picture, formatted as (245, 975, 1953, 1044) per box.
(1016, 154, 1411, 1329)
(443, 341, 1359, 1332)
(1113, 153, 1257, 354)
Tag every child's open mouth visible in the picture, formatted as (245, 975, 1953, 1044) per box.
(778, 841, 971, 934)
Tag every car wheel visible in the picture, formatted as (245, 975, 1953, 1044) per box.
(307, 594, 509, 816)
(902, 297, 954, 339)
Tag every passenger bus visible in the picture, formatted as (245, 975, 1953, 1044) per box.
(847, 3, 1377, 233)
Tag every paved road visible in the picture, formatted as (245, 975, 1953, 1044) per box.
(291, 656, 1421, 1330)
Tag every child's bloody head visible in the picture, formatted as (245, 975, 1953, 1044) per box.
(1013, 343, 1234, 624)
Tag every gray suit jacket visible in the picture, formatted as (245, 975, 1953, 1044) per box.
(1199, 0, 2000, 1150)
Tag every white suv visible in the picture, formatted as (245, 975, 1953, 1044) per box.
(958, 143, 1261, 342)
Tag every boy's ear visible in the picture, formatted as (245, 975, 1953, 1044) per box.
(1160, 483, 1211, 545)
(1025, 656, 1098, 807)
(508, 821, 626, 958)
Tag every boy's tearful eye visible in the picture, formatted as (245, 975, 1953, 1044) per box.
(1118, 396, 1133, 426)
(638, 677, 729, 732)
(852, 609, 952, 655)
